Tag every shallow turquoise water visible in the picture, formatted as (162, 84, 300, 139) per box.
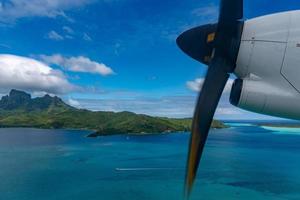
(1, 126, 300, 200)
(262, 126, 300, 135)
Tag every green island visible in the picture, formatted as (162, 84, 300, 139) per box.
(0, 89, 228, 137)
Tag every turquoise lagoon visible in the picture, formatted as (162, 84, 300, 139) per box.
(1, 125, 300, 200)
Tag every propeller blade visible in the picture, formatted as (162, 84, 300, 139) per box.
(185, 58, 230, 197)
(219, 0, 243, 27)
(178, 0, 244, 196)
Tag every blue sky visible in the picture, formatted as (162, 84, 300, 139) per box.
(0, 0, 299, 119)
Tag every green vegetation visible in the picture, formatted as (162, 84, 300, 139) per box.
(0, 89, 227, 136)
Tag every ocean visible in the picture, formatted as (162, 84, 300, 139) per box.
(0, 124, 300, 200)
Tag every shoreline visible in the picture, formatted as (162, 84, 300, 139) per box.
(0, 126, 227, 137)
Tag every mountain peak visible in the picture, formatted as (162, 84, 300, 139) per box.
(0, 89, 72, 112)
(0, 89, 31, 110)
(44, 94, 51, 97)
(9, 89, 31, 100)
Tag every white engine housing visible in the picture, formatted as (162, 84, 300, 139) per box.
(232, 10, 300, 119)
(231, 79, 300, 119)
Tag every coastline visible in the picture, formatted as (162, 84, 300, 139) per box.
(0, 124, 226, 137)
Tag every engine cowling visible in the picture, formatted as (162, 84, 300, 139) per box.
(232, 10, 300, 120)
(230, 79, 300, 120)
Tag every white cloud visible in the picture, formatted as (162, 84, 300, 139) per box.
(47, 30, 64, 41)
(74, 96, 195, 118)
(0, 44, 11, 49)
(0, 54, 76, 94)
(216, 107, 243, 115)
(65, 35, 74, 40)
(68, 98, 81, 107)
(186, 78, 234, 93)
(0, 0, 94, 22)
(71, 95, 260, 120)
(63, 26, 74, 34)
(39, 54, 115, 76)
(191, 4, 219, 22)
(83, 33, 92, 41)
(47, 27, 75, 41)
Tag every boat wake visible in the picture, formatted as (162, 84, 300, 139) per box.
(115, 167, 181, 171)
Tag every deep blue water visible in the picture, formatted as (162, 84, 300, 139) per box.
(1, 125, 300, 200)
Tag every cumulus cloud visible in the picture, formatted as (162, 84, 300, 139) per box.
(73, 96, 195, 118)
(47, 26, 76, 41)
(0, 0, 94, 22)
(191, 4, 219, 23)
(0, 54, 76, 94)
(216, 107, 243, 115)
(70, 95, 255, 119)
(63, 26, 74, 34)
(183, 77, 268, 119)
(186, 78, 234, 93)
(83, 33, 92, 41)
(39, 54, 114, 76)
(46, 30, 64, 41)
(68, 98, 81, 107)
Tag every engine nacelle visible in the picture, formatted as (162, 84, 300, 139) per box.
(232, 10, 300, 120)
(230, 79, 300, 120)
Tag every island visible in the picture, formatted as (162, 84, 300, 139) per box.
(0, 89, 228, 136)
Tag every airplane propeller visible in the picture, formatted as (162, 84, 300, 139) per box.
(176, 0, 244, 197)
